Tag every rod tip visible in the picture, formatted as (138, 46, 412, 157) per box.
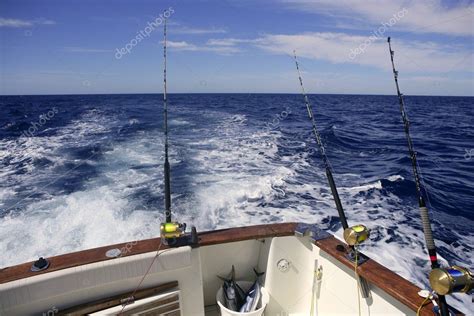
(387, 36, 391, 42)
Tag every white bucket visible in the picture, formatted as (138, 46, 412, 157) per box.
(216, 281, 269, 316)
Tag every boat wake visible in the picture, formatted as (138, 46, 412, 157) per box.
(0, 94, 472, 312)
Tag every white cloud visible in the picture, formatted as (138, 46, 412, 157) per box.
(168, 32, 472, 73)
(282, 0, 474, 36)
(0, 17, 56, 28)
(206, 38, 254, 46)
(171, 26, 227, 35)
(167, 40, 241, 54)
(252, 32, 473, 73)
(63, 47, 112, 53)
(166, 41, 195, 49)
(0, 18, 32, 27)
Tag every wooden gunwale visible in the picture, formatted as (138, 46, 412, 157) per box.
(0, 222, 462, 315)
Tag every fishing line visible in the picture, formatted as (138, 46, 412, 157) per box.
(416, 296, 431, 316)
(118, 240, 165, 315)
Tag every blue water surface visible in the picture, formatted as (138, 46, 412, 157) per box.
(0, 93, 473, 311)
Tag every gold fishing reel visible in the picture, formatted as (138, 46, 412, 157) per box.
(429, 266, 473, 295)
(343, 225, 369, 246)
(160, 221, 199, 247)
(160, 222, 186, 239)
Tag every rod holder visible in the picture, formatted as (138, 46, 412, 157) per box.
(161, 222, 199, 248)
(31, 257, 49, 272)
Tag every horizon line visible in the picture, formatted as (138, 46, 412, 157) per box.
(1, 92, 473, 97)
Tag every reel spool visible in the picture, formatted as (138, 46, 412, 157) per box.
(160, 222, 199, 247)
(429, 266, 473, 295)
(343, 225, 370, 267)
(343, 225, 369, 246)
(160, 222, 186, 239)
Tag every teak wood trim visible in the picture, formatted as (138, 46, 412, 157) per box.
(315, 237, 462, 316)
(0, 222, 297, 284)
(0, 222, 464, 315)
(57, 281, 179, 315)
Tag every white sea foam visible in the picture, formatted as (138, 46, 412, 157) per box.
(169, 119, 190, 126)
(344, 180, 383, 193)
(0, 110, 164, 266)
(0, 107, 472, 312)
(0, 185, 159, 266)
(387, 175, 404, 182)
(0, 109, 113, 187)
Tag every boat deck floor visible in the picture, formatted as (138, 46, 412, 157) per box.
(204, 304, 220, 316)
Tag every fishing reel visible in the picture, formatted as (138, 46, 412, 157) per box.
(160, 222, 199, 247)
(343, 224, 369, 246)
(429, 266, 473, 295)
(343, 225, 370, 265)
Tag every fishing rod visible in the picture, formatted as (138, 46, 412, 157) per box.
(293, 51, 371, 306)
(159, 18, 198, 247)
(386, 36, 449, 315)
(119, 19, 199, 311)
(293, 52, 371, 251)
(163, 17, 172, 223)
(293, 51, 349, 231)
(387, 37, 438, 268)
(387, 37, 473, 315)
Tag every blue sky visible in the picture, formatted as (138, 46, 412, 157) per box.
(0, 0, 473, 95)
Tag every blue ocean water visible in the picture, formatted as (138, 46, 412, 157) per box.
(0, 94, 473, 311)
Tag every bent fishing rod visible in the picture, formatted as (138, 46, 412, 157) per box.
(387, 37, 473, 315)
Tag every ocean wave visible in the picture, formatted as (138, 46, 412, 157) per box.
(0, 94, 472, 312)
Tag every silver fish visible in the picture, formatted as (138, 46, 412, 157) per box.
(239, 269, 264, 313)
(218, 265, 246, 311)
(239, 281, 261, 312)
